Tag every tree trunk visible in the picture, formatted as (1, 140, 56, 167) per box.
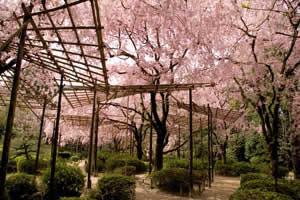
(136, 140, 143, 160)
(155, 134, 165, 170)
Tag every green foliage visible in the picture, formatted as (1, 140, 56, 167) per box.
(71, 155, 80, 162)
(42, 163, 85, 199)
(215, 161, 258, 176)
(152, 168, 207, 193)
(5, 173, 38, 200)
(105, 156, 146, 174)
(17, 158, 36, 174)
(1, 159, 18, 173)
(230, 134, 247, 162)
(164, 158, 207, 170)
(97, 174, 135, 200)
(245, 133, 266, 161)
(240, 173, 271, 185)
(85, 160, 106, 173)
(114, 166, 136, 176)
(230, 189, 293, 200)
(240, 179, 299, 200)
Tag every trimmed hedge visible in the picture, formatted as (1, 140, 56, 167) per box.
(71, 155, 80, 162)
(152, 168, 207, 193)
(114, 166, 136, 176)
(215, 161, 258, 176)
(240, 179, 299, 200)
(17, 158, 36, 174)
(230, 189, 293, 200)
(97, 174, 135, 200)
(240, 173, 271, 185)
(42, 163, 85, 199)
(5, 173, 38, 200)
(164, 158, 207, 170)
(106, 157, 146, 174)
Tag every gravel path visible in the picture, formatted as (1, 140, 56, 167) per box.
(135, 175, 240, 200)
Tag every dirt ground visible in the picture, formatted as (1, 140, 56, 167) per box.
(135, 175, 240, 200)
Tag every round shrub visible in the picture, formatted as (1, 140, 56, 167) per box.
(230, 189, 293, 200)
(164, 158, 206, 170)
(233, 162, 258, 175)
(58, 152, 72, 159)
(126, 158, 147, 173)
(240, 179, 299, 200)
(97, 174, 135, 200)
(71, 155, 80, 162)
(114, 166, 136, 176)
(5, 173, 38, 200)
(240, 173, 271, 185)
(215, 162, 237, 176)
(37, 159, 50, 171)
(3, 159, 17, 173)
(152, 168, 207, 193)
(42, 163, 85, 198)
(17, 158, 36, 174)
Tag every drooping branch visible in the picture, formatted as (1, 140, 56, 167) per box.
(163, 139, 188, 154)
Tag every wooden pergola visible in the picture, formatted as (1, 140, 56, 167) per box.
(0, 0, 217, 197)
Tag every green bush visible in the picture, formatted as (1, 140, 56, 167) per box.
(17, 158, 36, 174)
(42, 163, 84, 199)
(114, 166, 136, 176)
(230, 189, 293, 200)
(37, 159, 50, 170)
(164, 158, 206, 170)
(58, 151, 72, 159)
(215, 162, 237, 176)
(152, 168, 207, 193)
(5, 173, 38, 200)
(4, 159, 17, 173)
(97, 174, 135, 200)
(71, 155, 80, 162)
(215, 161, 258, 176)
(105, 157, 146, 174)
(257, 164, 289, 178)
(240, 173, 271, 185)
(240, 179, 299, 200)
(233, 162, 258, 175)
(126, 159, 147, 173)
(85, 160, 106, 173)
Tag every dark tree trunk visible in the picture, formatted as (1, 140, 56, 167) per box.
(222, 135, 228, 164)
(136, 141, 143, 160)
(155, 134, 165, 170)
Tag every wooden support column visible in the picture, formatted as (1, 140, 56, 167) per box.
(189, 88, 193, 197)
(35, 97, 47, 170)
(149, 108, 153, 174)
(87, 89, 97, 189)
(50, 73, 64, 200)
(94, 103, 100, 175)
(177, 125, 181, 158)
(207, 105, 211, 187)
(0, 4, 31, 198)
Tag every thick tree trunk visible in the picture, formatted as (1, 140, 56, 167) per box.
(136, 141, 143, 160)
(155, 134, 165, 170)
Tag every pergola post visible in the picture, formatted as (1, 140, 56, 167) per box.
(149, 108, 153, 174)
(189, 88, 193, 197)
(50, 73, 64, 200)
(177, 124, 181, 158)
(207, 104, 212, 187)
(87, 88, 97, 189)
(0, 4, 31, 198)
(35, 97, 47, 170)
(94, 102, 100, 175)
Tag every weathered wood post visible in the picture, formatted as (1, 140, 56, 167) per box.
(189, 88, 193, 197)
(208, 104, 212, 187)
(49, 73, 64, 200)
(0, 4, 31, 198)
(94, 102, 100, 175)
(35, 97, 47, 170)
(87, 88, 97, 188)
